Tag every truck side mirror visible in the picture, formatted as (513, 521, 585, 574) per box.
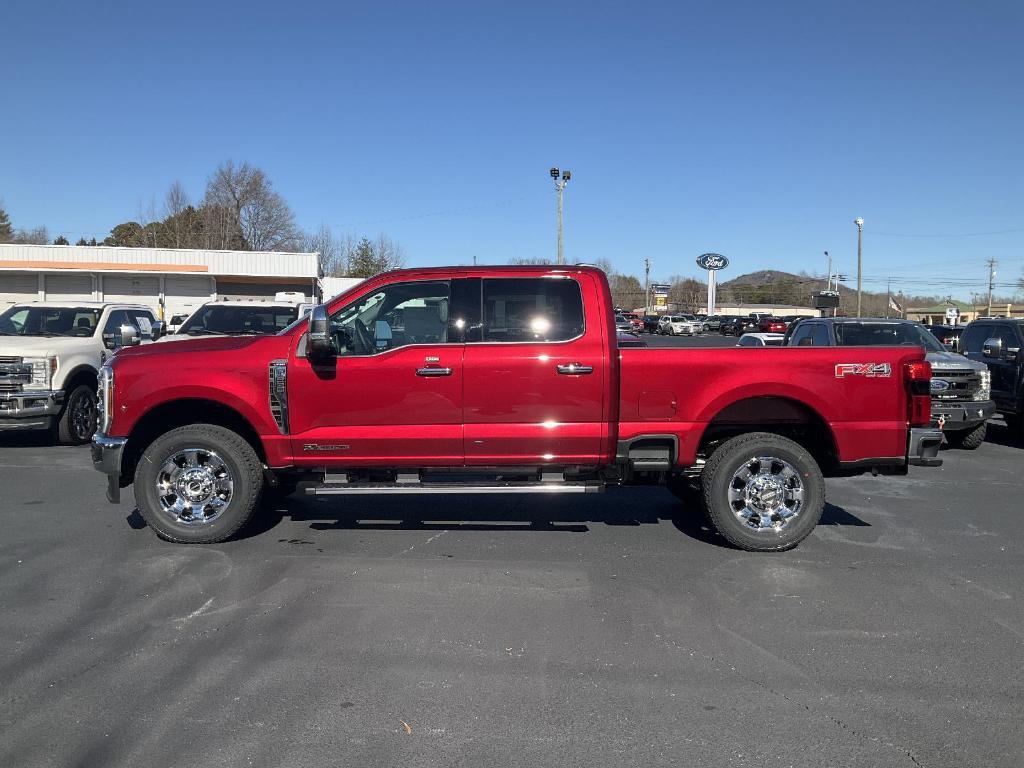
(116, 325, 140, 349)
(307, 305, 334, 360)
(1007, 347, 1020, 363)
(982, 338, 1002, 358)
(150, 320, 165, 341)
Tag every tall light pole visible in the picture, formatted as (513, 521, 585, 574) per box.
(550, 167, 571, 264)
(854, 217, 864, 317)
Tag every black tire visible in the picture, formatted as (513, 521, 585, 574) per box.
(700, 432, 825, 552)
(56, 384, 97, 445)
(948, 422, 986, 450)
(133, 424, 264, 543)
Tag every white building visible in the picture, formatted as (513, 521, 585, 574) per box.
(0, 243, 320, 318)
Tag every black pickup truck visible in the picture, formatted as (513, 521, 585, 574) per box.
(959, 318, 1024, 437)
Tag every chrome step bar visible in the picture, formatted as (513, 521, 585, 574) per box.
(306, 481, 604, 496)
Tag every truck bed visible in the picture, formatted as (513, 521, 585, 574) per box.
(618, 346, 927, 466)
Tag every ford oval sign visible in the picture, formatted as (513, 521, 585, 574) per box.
(697, 253, 729, 271)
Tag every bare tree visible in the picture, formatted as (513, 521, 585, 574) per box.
(303, 224, 342, 276)
(163, 181, 191, 248)
(203, 160, 300, 251)
(372, 234, 406, 272)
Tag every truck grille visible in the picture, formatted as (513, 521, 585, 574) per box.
(0, 358, 30, 394)
(930, 369, 982, 402)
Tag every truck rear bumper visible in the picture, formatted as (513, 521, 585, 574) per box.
(91, 433, 127, 503)
(908, 427, 943, 467)
(0, 390, 64, 430)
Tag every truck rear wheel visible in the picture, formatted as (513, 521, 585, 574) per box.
(700, 432, 824, 552)
(133, 424, 264, 543)
(948, 422, 986, 450)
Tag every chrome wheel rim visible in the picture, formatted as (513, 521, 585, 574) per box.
(155, 447, 233, 526)
(728, 455, 804, 532)
(71, 392, 96, 440)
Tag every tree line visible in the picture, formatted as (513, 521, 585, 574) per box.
(0, 161, 406, 279)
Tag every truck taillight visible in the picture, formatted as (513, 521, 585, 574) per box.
(904, 360, 932, 427)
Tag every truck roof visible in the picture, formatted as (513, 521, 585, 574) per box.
(6, 301, 154, 310)
(371, 264, 605, 280)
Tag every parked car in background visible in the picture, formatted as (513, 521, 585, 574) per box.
(720, 316, 755, 336)
(737, 332, 785, 347)
(757, 316, 788, 333)
(702, 315, 722, 332)
(161, 301, 302, 341)
(658, 314, 702, 336)
(784, 317, 994, 449)
(926, 324, 964, 352)
(621, 312, 645, 332)
(642, 314, 661, 334)
(959, 318, 1024, 439)
(0, 301, 163, 443)
(167, 313, 190, 334)
(617, 331, 647, 348)
(614, 314, 633, 333)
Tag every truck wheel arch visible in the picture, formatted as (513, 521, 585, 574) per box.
(698, 396, 837, 468)
(61, 364, 99, 393)
(119, 399, 266, 489)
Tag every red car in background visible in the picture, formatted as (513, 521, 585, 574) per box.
(622, 312, 644, 332)
(758, 316, 788, 333)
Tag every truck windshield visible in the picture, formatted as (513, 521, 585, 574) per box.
(178, 305, 299, 336)
(0, 306, 101, 337)
(833, 322, 945, 352)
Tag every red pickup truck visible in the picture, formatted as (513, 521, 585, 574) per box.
(92, 266, 942, 551)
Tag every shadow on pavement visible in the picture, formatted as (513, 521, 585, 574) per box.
(0, 431, 59, 448)
(221, 491, 870, 550)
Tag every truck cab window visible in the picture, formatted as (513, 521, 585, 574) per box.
(478, 278, 584, 343)
(329, 280, 451, 356)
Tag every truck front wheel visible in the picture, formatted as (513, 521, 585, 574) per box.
(947, 422, 986, 450)
(700, 432, 824, 552)
(133, 424, 264, 543)
(56, 384, 97, 445)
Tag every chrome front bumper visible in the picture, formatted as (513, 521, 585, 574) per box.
(0, 390, 64, 430)
(92, 433, 128, 503)
(908, 427, 943, 467)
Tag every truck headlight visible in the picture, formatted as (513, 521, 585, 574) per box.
(23, 356, 57, 390)
(98, 363, 114, 434)
(975, 369, 991, 401)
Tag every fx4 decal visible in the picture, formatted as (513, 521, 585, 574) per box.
(835, 363, 892, 379)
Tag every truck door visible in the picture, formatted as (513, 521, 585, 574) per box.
(462, 275, 609, 465)
(287, 279, 465, 466)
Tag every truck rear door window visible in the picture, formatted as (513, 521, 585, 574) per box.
(479, 278, 584, 343)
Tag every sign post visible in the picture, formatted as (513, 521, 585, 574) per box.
(696, 253, 729, 315)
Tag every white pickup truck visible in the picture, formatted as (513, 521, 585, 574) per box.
(0, 301, 163, 443)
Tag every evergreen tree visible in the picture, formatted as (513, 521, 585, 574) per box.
(0, 204, 12, 243)
(53, 235, 70, 245)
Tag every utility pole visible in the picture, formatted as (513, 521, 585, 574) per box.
(886, 277, 891, 318)
(986, 258, 997, 317)
(854, 217, 864, 317)
(549, 167, 571, 264)
(644, 257, 651, 314)
(824, 251, 832, 292)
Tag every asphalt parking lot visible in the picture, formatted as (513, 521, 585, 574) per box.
(2, 333, 1022, 768)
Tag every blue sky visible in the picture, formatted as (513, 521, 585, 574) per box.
(2, 0, 1022, 299)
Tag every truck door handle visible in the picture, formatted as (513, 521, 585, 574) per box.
(416, 366, 453, 377)
(557, 363, 594, 375)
